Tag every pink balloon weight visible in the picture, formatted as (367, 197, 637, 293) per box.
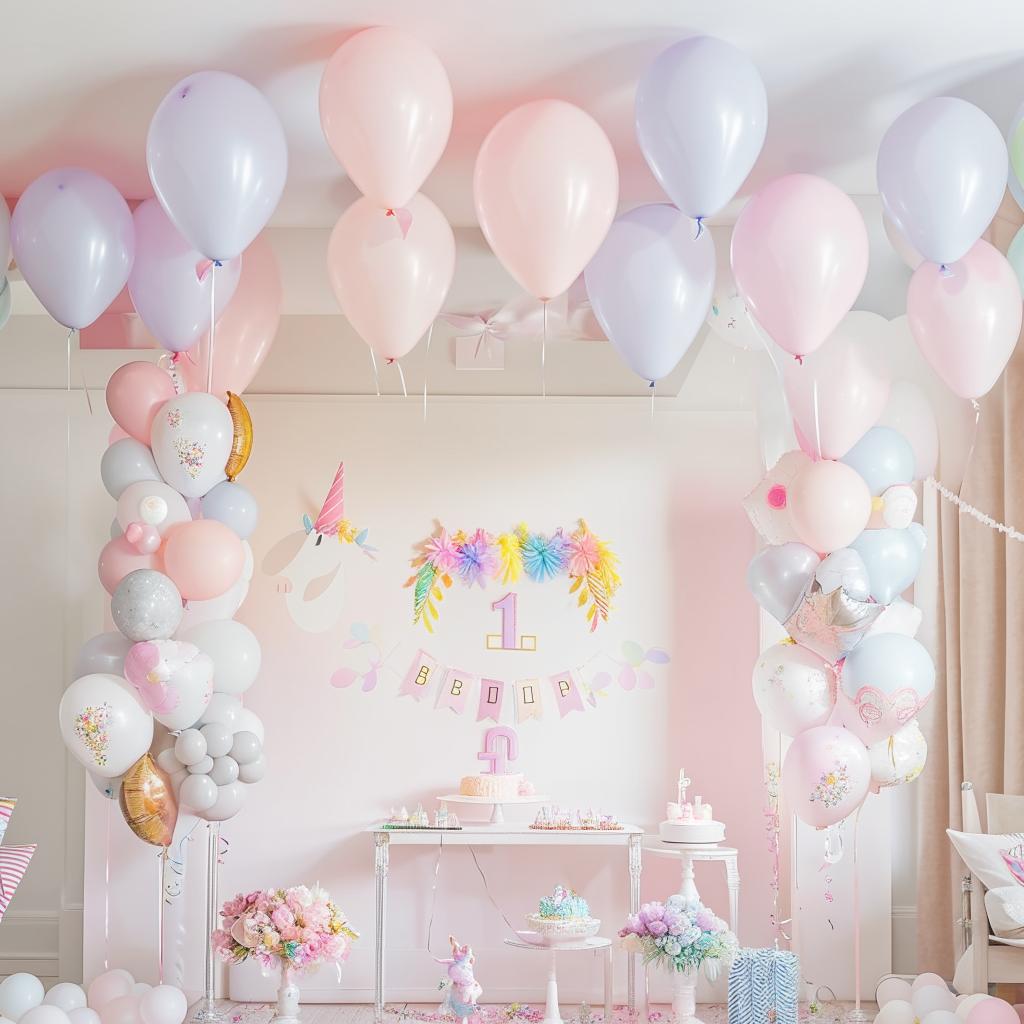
(105, 361, 177, 443)
(178, 234, 281, 401)
(788, 460, 872, 554)
(128, 198, 241, 354)
(731, 174, 869, 359)
(782, 725, 871, 828)
(783, 312, 892, 460)
(319, 27, 453, 210)
(162, 520, 245, 601)
(907, 240, 1023, 399)
(967, 997, 1020, 1024)
(474, 99, 619, 300)
(327, 193, 455, 361)
(98, 536, 163, 595)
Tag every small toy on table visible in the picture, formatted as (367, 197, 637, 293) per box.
(531, 806, 623, 831)
(436, 934, 482, 1024)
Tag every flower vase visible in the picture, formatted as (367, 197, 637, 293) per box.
(672, 968, 703, 1024)
(271, 963, 301, 1024)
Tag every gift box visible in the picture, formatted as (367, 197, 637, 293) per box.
(727, 947, 800, 1024)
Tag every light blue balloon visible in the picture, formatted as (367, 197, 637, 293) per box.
(1008, 224, 1024, 296)
(841, 426, 915, 495)
(850, 524, 926, 605)
(200, 481, 259, 539)
(100, 438, 161, 499)
(841, 632, 935, 703)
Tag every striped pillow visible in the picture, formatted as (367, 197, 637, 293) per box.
(0, 798, 16, 845)
(0, 844, 36, 923)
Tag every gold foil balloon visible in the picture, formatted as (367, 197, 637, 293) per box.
(224, 391, 253, 481)
(119, 752, 177, 846)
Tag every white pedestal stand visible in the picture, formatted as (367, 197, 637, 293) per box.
(672, 969, 703, 1024)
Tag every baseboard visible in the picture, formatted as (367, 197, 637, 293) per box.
(892, 905, 918, 978)
(0, 911, 60, 982)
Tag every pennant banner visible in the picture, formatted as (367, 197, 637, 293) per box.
(399, 650, 439, 702)
(548, 670, 585, 718)
(514, 678, 544, 722)
(477, 678, 505, 722)
(436, 668, 476, 715)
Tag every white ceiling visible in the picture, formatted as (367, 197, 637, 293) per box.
(3, 0, 1024, 227)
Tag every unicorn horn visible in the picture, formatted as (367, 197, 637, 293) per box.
(314, 462, 345, 535)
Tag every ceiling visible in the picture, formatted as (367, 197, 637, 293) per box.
(3, 0, 1024, 228)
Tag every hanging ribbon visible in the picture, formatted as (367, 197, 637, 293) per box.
(206, 262, 219, 395)
(958, 398, 982, 499)
(422, 321, 435, 422)
(368, 348, 382, 397)
(424, 833, 445, 955)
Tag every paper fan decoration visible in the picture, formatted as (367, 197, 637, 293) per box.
(0, 798, 16, 846)
(0, 844, 36, 923)
(743, 450, 811, 545)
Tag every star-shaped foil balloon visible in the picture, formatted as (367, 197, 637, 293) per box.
(743, 450, 812, 545)
(785, 580, 884, 663)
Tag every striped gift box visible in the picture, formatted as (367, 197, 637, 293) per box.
(727, 948, 800, 1024)
(0, 844, 36, 923)
(0, 797, 16, 845)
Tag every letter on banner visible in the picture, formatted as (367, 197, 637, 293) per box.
(549, 670, 585, 718)
(437, 668, 476, 715)
(477, 678, 505, 722)
(514, 678, 543, 722)
(399, 650, 438, 702)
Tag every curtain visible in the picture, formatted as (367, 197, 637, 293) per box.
(916, 196, 1024, 975)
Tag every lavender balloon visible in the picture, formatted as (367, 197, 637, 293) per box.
(636, 36, 767, 220)
(147, 71, 288, 261)
(877, 97, 1007, 267)
(128, 198, 241, 353)
(584, 203, 714, 383)
(11, 168, 134, 329)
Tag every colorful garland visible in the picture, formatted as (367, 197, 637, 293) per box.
(405, 521, 621, 633)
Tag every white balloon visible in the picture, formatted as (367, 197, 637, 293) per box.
(229, 731, 261, 766)
(876, 978, 913, 1008)
(956, 996, 992, 1020)
(876, 379, 939, 481)
(209, 756, 239, 786)
(200, 723, 232, 758)
(58, 675, 154, 779)
(116, 482, 190, 538)
(130, 988, 150, 1001)
(187, 755, 214, 775)
(69, 1009, 101, 1024)
(924, 1012, 961, 1024)
(199, 694, 243, 731)
(233, 708, 265, 745)
(155, 748, 182, 774)
(178, 620, 261, 695)
(875, 1001, 915, 1024)
(913, 974, 949, 995)
(20, 1007, 71, 1024)
(126, 640, 213, 732)
(199, 781, 246, 822)
(150, 392, 232, 499)
(173, 729, 208, 766)
(868, 721, 928, 792)
(89, 771, 122, 801)
(237, 753, 266, 784)
(913, 986, 956, 1019)
(0, 975, 44, 1023)
(73, 633, 133, 679)
(752, 641, 836, 737)
(176, 576, 248, 633)
(139, 987, 187, 1024)
(179, 773, 218, 812)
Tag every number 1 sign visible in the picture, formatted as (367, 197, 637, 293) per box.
(486, 592, 537, 652)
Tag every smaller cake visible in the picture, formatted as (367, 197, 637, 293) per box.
(459, 773, 524, 800)
(526, 885, 600, 944)
(658, 769, 726, 845)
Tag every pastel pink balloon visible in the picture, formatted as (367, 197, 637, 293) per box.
(162, 520, 245, 601)
(788, 460, 872, 554)
(178, 234, 281, 401)
(87, 970, 135, 1011)
(98, 536, 163, 595)
(327, 193, 455, 360)
(319, 27, 453, 210)
(967, 998, 1020, 1024)
(124, 522, 161, 554)
(782, 725, 871, 828)
(783, 312, 891, 459)
(474, 99, 619, 300)
(907, 239, 1023, 399)
(105, 361, 177, 443)
(731, 174, 869, 358)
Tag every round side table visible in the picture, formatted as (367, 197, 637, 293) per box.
(504, 933, 613, 1024)
(642, 839, 740, 936)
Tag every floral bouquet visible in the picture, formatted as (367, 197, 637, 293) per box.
(213, 884, 358, 972)
(619, 895, 737, 979)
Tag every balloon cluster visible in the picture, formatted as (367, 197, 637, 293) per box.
(61, 369, 266, 837)
(0, 971, 186, 1024)
(746, 415, 933, 831)
(876, 974, 1020, 1024)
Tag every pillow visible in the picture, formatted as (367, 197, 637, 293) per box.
(947, 829, 1024, 889)
(0, 844, 36, 924)
(986, 886, 1024, 939)
(0, 798, 15, 845)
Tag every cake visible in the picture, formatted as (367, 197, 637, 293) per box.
(658, 768, 726, 845)
(526, 885, 600, 944)
(459, 772, 524, 800)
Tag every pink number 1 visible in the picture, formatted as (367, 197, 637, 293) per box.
(492, 592, 518, 649)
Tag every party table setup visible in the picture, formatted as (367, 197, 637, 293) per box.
(3, 8, 1024, 1024)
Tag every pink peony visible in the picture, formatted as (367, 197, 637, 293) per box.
(212, 929, 234, 955)
(272, 905, 295, 932)
(286, 886, 313, 911)
(694, 910, 716, 931)
(647, 920, 668, 937)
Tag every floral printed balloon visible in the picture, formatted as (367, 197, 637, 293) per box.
(781, 725, 870, 828)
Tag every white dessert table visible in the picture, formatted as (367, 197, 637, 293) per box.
(504, 933, 612, 1024)
(642, 837, 740, 936)
(368, 823, 644, 1024)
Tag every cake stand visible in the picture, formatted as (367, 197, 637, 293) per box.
(436, 793, 550, 824)
(504, 932, 612, 1024)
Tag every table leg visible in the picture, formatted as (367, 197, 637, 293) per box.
(374, 833, 390, 1024)
(543, 948, 562, 1024)
(603, 945, 613, 1024)
(628, 834, 642, 1018)
(724, 853, 740, 939)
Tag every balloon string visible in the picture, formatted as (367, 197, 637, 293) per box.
(852, 804, 864, 1014)
(395, 360, 408, 398)
(206, 263, 218, 394)
(368, 349, 382, 397)
(812, 378, 823, 460)
(157, 849, 166, 983)
(649, 380, 656, 420)
(424, 833, 444, 954)
(104, 797, 112, 971)
(694, 216, 704, 240)
(958, 398, 982, 499)
(541, 299, 548, 399)
(467, 846, 523, 941)
(422, 321, 435, 423)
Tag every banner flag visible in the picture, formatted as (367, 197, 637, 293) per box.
(476, 678, 505, 722)
(399, 649, 439, 702)
(436, 668, 476, 714)
(514, 678, 544, 722)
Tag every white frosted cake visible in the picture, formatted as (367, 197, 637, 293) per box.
(658, 768, 726, 845)
(459, 772, 524, 799)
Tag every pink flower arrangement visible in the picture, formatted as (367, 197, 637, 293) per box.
(213, 885, 358, 972)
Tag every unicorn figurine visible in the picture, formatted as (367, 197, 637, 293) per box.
(436, 934, 482, 1024)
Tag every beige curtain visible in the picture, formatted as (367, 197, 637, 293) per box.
(916, 197, 1024, 975)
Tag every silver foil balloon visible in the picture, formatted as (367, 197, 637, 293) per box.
(785, 580, 884, 663)
(111, 569, 183, 642)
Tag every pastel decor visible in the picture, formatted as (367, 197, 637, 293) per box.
(514, 678, 544, 722)
(436, 669, 476, 715)
(0, 798, 16, 845)
(476, 678, 505, 722)
(477, 726, 519, 775)
(399, 650, 438, 702)
(549, 671, 585, 718)
(0, 845, 36, 924)
(727, 948, 799, 1024)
